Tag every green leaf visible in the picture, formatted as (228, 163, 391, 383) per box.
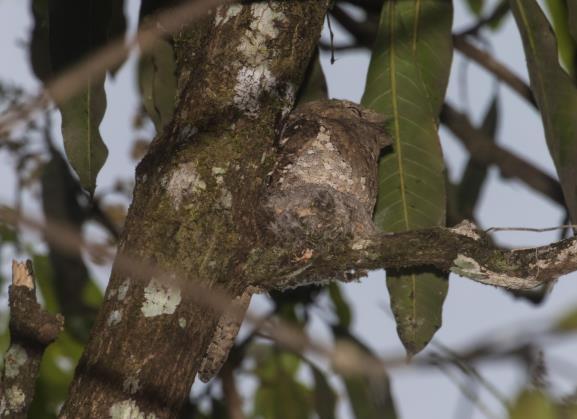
(47, 0, 126, 193)
(137, 36, 177, 133)
(554, 304, 577, 331)
(510, 0, 577, 223)
(330, 328, 398, 419)
(509, 390, 556, 419)
(361, 0, 452, 355)
(457, 96, 499, 219)
(466, 0, 485, 16)
(545, 0, 577, 76)
(328, 283, 352, 328)
(29, 0, 51, 82)
(253, 350, 313, 419)
(59, 80, 108, 194)
(569, 1, 577, 43)
(312, 366, 337, 419)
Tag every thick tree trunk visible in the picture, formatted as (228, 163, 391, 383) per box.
(60, 3, 329, 417)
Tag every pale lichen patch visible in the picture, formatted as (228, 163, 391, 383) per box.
(232, 4, 289, 117)
(5, 385, 25, 412)
(162, 162, 207, 209)
(118, 278, 131, 301)
(451, 254, 540, 289)
(109, 399, 157, 419)
(531, 240, 577, 272)
(451, 220, 482, 241)
(5, 344, 27, 378)
(214, 4, 242, 26)
(107, 310, 123, 326)
(141, 279, 182, 317)
(351, 239, 372, 251)
(123, 375, 141, 395)
(219, 189, 233, 209)
(233, 66, 276, 117)
(178, 318, 187, 329)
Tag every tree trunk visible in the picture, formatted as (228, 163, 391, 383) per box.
(60, 2, 329, 417)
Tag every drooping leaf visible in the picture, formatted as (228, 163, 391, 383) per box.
(509, 389, 556, 419)
(47, 0, 126, 193)
(29, 0, 51, 82)
(466, 0, 484, 16)
(487, 1, 511, 31)
(137, 0, 178, 134)
(106, 0, 128, 76)
(253, 350, 313, 419)
(332, 327, 398, 419)
(510, 0, 577, 223)
(328, 283, 352, 328)
(545, 0, 577, 76)
(59, 81, 108, 195)
(137, 38, 177, 134)
(311, 366, 337, 419)
(457, 96, 499, 219)
(361, 0, 452, 355)
(554, 304, 577, 332)
(569, 1, 577, 43)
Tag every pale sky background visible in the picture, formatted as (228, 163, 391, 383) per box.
(0, 1, 576, 419)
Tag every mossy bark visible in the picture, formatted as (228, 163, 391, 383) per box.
(60, 3, 329, 418)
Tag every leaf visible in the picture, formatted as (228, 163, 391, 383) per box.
(457, 96, 499, 219)
(29, 0, 51, 82)
(569, 1, 577, 43)
(253, 350, 313, 419)
(48, 0, 121, 193)
(466, 0, 485, 16)
(312, 366, 337, 419)
(137, 3, 178, 134)
(510, 0, 577, 223)
(331, 328, 398, 419)
(361, 1, 452, 355)
(554, 305, 577, 331)
(545, 0, 577, 76)
(509, 389, 557, 419)
(106, 0, 128, 76)
(328, 283, 352, 328)
(137, 38, 177, 134)
(59, 80, 108, 194)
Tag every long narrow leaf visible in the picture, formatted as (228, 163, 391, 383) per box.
(510, 0, 577, 223)
(362, 0, 452, 355)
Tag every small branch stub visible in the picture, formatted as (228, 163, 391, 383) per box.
(0, 260, 64, 419)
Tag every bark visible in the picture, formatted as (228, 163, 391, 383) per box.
(59, 2, 329, 418)
(0, 261, 63, 419)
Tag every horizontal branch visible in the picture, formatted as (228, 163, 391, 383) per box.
(267, 221, 577, 291)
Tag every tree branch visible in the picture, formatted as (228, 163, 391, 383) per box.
(453, 35, 536, 107)
(0, 261, 63, 419)
(440, 103, 564, 207)
(260, 220, 577, 292)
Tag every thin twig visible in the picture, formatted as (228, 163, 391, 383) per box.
(486, 225, 577, 233)
(440, 103, 564, 206)
(453, 35, 536, 108)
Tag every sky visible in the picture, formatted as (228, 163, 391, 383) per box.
(0, 1, 576, 419)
